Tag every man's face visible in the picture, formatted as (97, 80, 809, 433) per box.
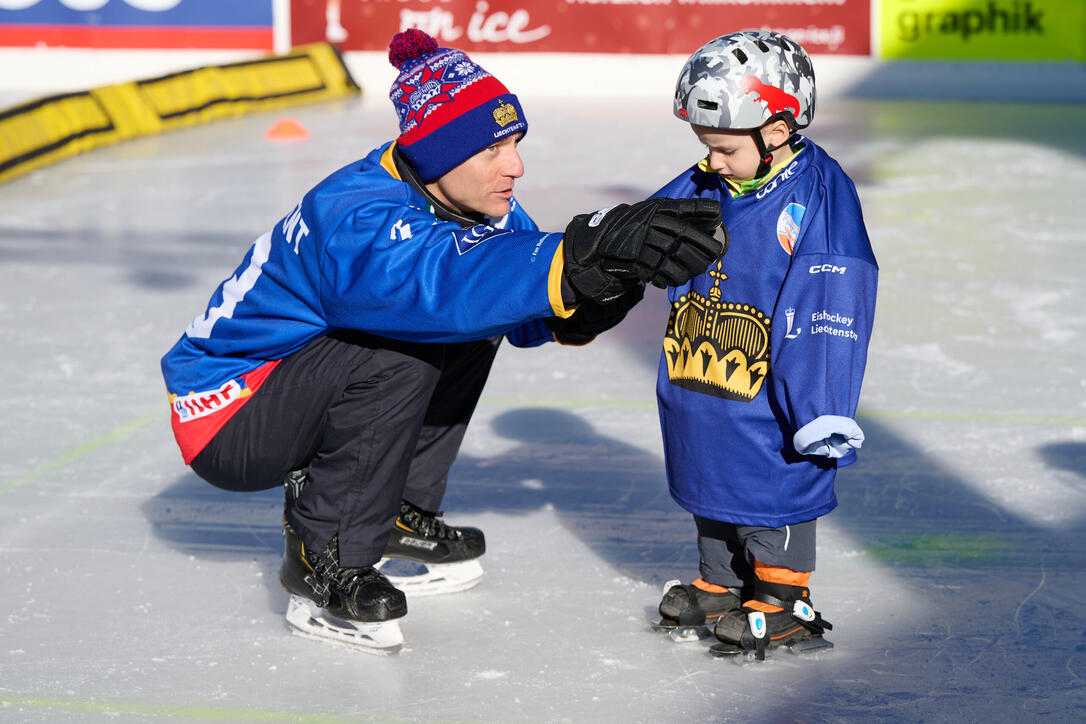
(427, 135, 524, 218)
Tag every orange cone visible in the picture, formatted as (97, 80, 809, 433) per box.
(265, 118, 311, 142)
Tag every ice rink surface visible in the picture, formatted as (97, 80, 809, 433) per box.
(1, 70, 1085, 723)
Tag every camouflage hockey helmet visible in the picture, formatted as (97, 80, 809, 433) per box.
(674, 30, 815, 130)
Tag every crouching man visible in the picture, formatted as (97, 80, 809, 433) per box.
(161, 29, 726, 654)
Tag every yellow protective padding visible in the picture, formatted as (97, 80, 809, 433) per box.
(0, 43, 359, 185)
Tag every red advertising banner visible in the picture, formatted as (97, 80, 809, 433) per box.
(291, 0, 870, 56)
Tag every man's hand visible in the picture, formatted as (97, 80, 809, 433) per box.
(562, 198, 727, 303)
(545, 284, 644, 345)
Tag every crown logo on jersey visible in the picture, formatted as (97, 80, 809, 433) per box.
(492, 99, 518, 127)
(663, 263, 771, 401)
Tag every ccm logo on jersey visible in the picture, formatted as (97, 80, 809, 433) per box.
(810, 264, 847, 275)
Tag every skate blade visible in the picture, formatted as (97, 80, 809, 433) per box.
(285, 595, 404, 655)
(650, 618, 712, 643)
(709, 636, 834, 663)
(708, 642, 746, 659)
(787, 636, 834, 655)
(376, 557, 483, 597)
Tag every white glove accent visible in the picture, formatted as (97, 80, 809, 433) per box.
(793, 415, 864, 459)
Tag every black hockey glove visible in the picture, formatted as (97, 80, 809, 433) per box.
(562, 198, 727, 303)
(545, 284, 645, 345)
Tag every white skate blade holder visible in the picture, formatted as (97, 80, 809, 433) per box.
(285, 595, 404, 655)
(375, 557, 484, 597)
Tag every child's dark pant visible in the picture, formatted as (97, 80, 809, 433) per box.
(694, 515, 817, 588)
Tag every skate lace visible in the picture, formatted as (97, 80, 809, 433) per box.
(400, 500, 461, 540)
(305, 533, 387, 601)
(304, 536, 340, 607)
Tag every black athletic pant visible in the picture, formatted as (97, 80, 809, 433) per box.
(190, 330, 501, 567)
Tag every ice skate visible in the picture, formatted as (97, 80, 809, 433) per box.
(377, 500, 486, 596)
(280, 523, 408, 654)
(650, 578, 742, 642)
(710, 582, 832, 661)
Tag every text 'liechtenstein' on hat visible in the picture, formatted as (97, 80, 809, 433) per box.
(388, 29, 528, 182)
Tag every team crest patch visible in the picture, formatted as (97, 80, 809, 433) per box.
(663, 292, 771, 402)
(662, 260, 770, 402)
(776, 202, 805, 255)
(454, 225, 509, 255)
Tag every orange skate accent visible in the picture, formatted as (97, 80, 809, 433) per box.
(692, 578, 732, 594)
(771, 625, 806, 641)
(744, 599, 783, 614)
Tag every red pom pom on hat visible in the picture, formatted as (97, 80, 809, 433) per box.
(389, 28, 439, 69)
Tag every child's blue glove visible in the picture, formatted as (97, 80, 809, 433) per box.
(793, 416, 864, 459)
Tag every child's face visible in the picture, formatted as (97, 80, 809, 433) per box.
(691, 124, 765, 182)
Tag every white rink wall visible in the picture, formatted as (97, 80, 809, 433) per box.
(1, 46, 1084, 108)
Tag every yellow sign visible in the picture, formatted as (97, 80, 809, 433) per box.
(0, 43, 359, 186)
(880, 0, 1085, 61)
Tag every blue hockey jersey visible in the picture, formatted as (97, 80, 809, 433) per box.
(162, 142, 568, 463)
(655, 139, 878, 526)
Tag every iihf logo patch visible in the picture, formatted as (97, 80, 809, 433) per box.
(172, 379, 245, 422)
(776, 202, 805, 255)
(454, 224, 510, 255)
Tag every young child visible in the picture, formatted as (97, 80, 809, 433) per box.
(651, 30, 878, 659)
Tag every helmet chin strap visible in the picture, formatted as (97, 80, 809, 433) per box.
(750, 130, 796, 179)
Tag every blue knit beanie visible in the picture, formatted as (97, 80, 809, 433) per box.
(388, 29, 528, 181)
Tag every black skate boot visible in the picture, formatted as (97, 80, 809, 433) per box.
(651, 578, 743, 642)
(287, 470, 485, 564)
(385, 499, 485, 563)
(711, 581, 832, 661)
(378, 500, 486, 596)
(280, 523, 408, 654)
